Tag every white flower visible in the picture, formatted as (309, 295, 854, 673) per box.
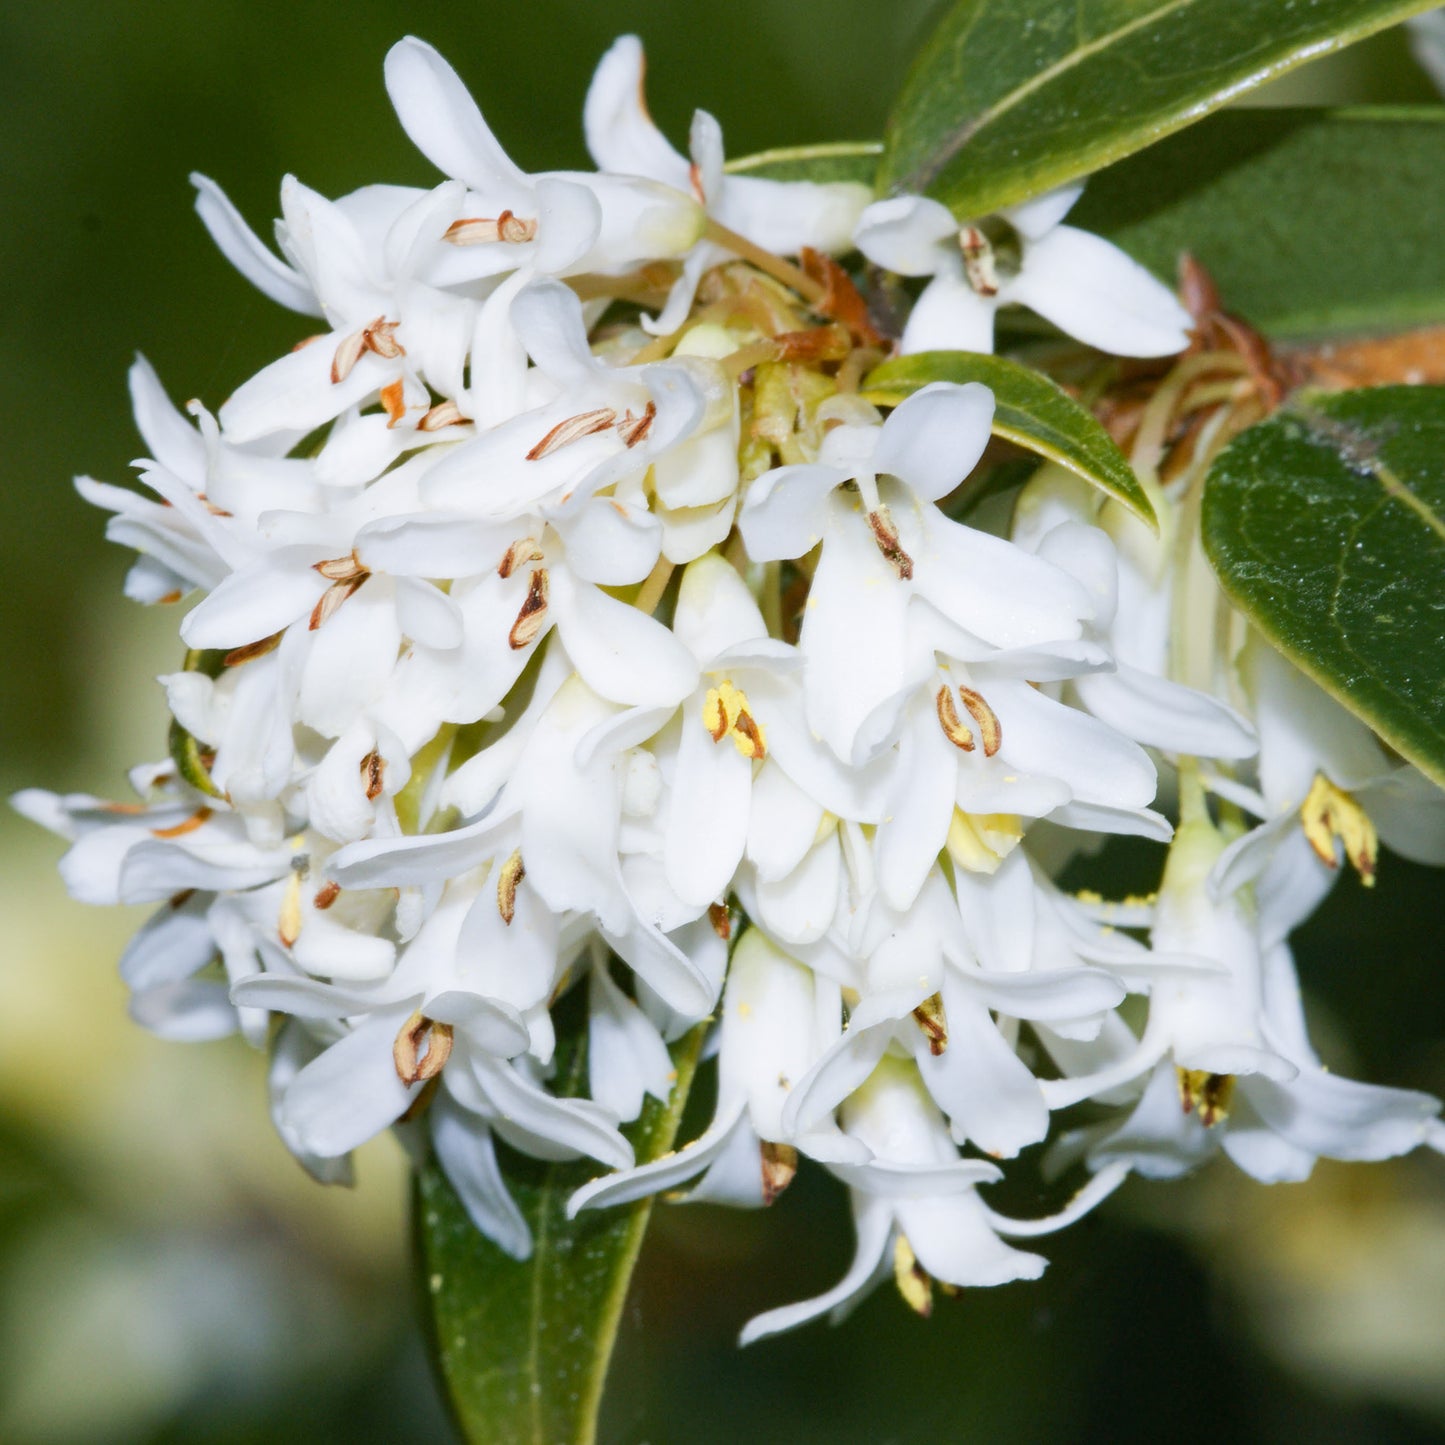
(583, 35, 871, 333)
(854, 184, 1190, 357)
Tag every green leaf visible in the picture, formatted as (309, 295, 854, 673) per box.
(724, 141, 881, 186)
(167, 647, 226, 799)
(417, 1009, 709, 1445)
(879, 0, 1440, 220)
(1203, 386, 1445, 786)
(863, 350, 1157, 529)
(1071, 106, 1445, 339)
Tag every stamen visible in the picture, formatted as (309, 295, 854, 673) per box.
(616, 401, 656, 448)
(224, 633, 282, 668)
(708, 901, 731, 940)
(508, 568, 550, 649)
(314, 551, 368, 583)
(330, 327, 368, 385)
(1299, 773, 1378, 885)
(278, 870, 303, 948)
(418, 400, 469, 431)
(309, 576, 368, 631)
(393, 1011, 455, 1085)
(959, 226, 1000, 297)
(380, 378, 407, 428)
(443, 211, 538, 245)
(701, 681, 767, 760)
(498, 538, 545, 579)
(866, 507, 914, 580)
(497, 848, 525, 925)
(360, 750, 385, 801)
(312, 880, 341, 911)
(957, 686, 1002, 757)
(1176, 1067, 1235, 1127)
(151, 806, 213, 840)
(935, 687, 975, 751)
(760, 1141, 798, 1205)
(526, 407, 618, 460)
(911, 992, 948, 1055)
(892, 1235, 933, 1318)
(363, 319, 404, 360)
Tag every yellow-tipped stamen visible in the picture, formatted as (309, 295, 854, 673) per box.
(1300, 773, 1378, 885)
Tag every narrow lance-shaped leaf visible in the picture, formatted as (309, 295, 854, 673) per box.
(1203, 385, 1445, 787)
(418, 1009, 709, 1445)
(864, 350, 1157, 529)
(879, 0, 1442, 221)
(1073, 107, 1445, 340)
(724, 141, 881, 186)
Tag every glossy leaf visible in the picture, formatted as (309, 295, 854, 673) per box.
(417, 1013, 708, 1445)
(1074, 107, 1445, 338)
(725, 141, 881, 186)
(864, 350, 1157, 528)
(1204, 386, 1445, 786)
(879, 0, 1441, 220)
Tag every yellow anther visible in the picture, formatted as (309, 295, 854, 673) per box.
(1176, 1067, 1235, 1128)
(394, 1012, 455, 1085)
(1299, 773, 1378, 886)
(957, 686, 1002, 757)
(278, 870, 303, 948)
(892, 1235, 933, 1318)
(497, 848, 525, 925)
(701, 681, 767, 760)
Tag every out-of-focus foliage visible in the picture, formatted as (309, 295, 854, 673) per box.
(4, 4, 1445, 1442)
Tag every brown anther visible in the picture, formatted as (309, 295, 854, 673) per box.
(731, 709, 766, 761)
(393, 1011, 455, 1085)
(708, 901, 732, 941)
(497, 848, 525, 925)
(224, 633, 282, 668)
(380, 378, 407, 428)
(363, 318, 405, 360)
(957, 686, 1002, 757)
(526, 407, 618, 461)
(935, 686, 975, 751)
(151, 806, 213, 840)
(799, 246, 884, 346)
(312, 880, 341, 911)
(309, 576, 368, 631)
(1177, 1068, 1236, 1128)
(314, 551, 367, 583)
(616, 401, 657, 449)
(959, 226, 1000, 297)
(508, 568, 550, 649)
(168, 888, 197, 910)
(101, 802, 149, 815)
(498, 537, 545, 579)
(330, 327, 368, 384)
(418, 399, 469, 431)
(360, 749, 385, 801)
(760, 1141, 799, 1205)
(292, 333, 325, 352)
(911, 992, 948, 1056)
(687, 160, 707, 206)
(443, 211, 539, 246)
(158, 590, 183, 604)
(866, 507, 914, 580)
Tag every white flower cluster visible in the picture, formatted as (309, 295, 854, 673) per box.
(19, 35, 1445, 1342)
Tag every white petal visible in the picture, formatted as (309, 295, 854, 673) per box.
(588, 965, 675, 1122)
(190, 174, 322, 316)
(873, 383, 994, 502)
(853, 195, 957, 275)
(736, 463, 844, 561)
(129, 980, 237, 1041)
(129, 356, 207, 479)
(672, 552, 768, 662)
(582, 35, 689, 187)
(1002, 182, 1083, 240)
(896, 1193, 1047, 1286)
(431, 1097, 532, 1258)
(665, 709, 753, 909)
(1009, 225, 1191, 358)
(900, 273, 997, 354)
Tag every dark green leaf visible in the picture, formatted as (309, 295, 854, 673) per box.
(725, 141, 881, 186)
(417, 1012, 709, 1445)
(1204, 385, 1445, 786)
(864, 350, 1157, 528)
(879, 0, 1440, 220)
(1071, 107, 1445, 339)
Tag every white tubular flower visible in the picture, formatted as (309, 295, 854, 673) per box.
(1212, 638, 1445, 934)
(569, 928, 850, 1217)
(854, 184, 1191, 357)
(780, 865, 1125, 1160)
(583, 35, 872, 334)
(739, 382, 1093, 763)
(742, 1056, 1129, 1343)
(1011, 466, 1259, 763)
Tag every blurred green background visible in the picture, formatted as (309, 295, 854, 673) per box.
(4, 3, 1445, 1441)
